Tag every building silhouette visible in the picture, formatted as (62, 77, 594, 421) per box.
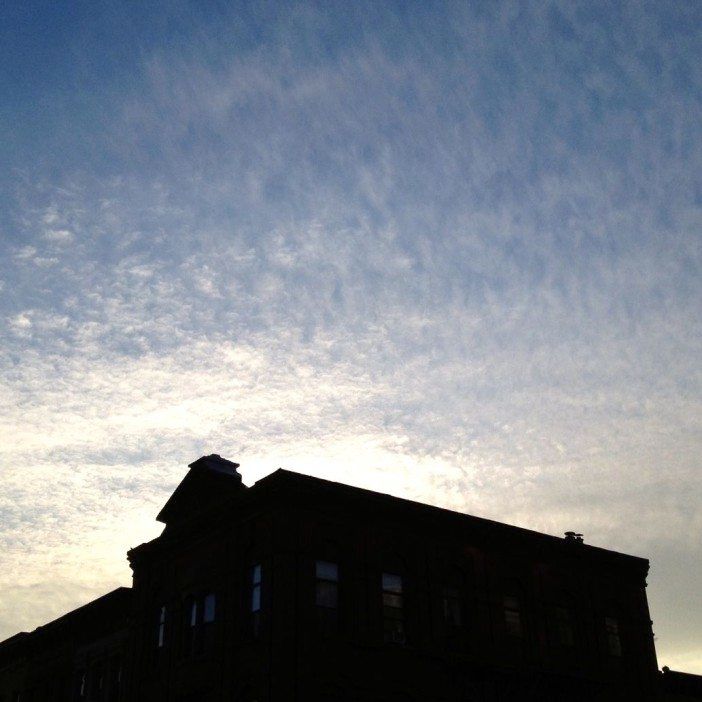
(1, 454, 700, 701)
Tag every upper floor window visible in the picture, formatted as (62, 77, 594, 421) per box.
(605, 616, 622, 656)
(548, 605, 574, 648)
(251, 564, 262, 637)
(315, 560, 339, 634)
(157, 605, 166, 648)
(184, 592, 216, 656)
(315, 561, 339, 608)
(503, 594, 523, 637)
(382, 572, 405, 644)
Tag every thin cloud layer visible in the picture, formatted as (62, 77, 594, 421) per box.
(1, 0, 701, 672)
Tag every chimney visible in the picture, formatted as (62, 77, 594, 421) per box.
(564, 531, 584, 544)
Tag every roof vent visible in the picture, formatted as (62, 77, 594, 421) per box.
(564, 531, 584, 544)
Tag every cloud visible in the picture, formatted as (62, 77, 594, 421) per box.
(43, 229, 74, 244)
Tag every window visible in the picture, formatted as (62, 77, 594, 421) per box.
(251, 564, 262, 637)
(315, 560, 339, 634)
(204, 593, 216, 623)
(382, 572, 405, 644)
(605, 616, 622, 656)
(442, 585, 462, 628)
(503, 595, 523, 637)
(184, 593, 216, 656)
(157, 605, 166, 648)
(548, 605, 574, 648)
(315, 561, 339, 608)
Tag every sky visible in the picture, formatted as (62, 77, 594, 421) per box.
(0, 0, 700, 672)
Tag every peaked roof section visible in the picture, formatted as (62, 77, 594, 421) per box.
(156, 454, 245, 526)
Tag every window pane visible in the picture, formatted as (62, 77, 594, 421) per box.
(316, 560, 338, 581)
(252, 564, 261, 585)
(204, 593, 216, 623)
(504, 609, 522, 637)
(443, 594, 462, 626)
(382, 573, 402, 593)
(383, 605, 405, 621)
(504, 595, 519, 610)
(316, 580, 338, 608)
(251, 584, 261, 612)
(554, 606, 574, 646)
(190, 600, 198, 627)
(606, 617, 621, 656)
(382, 592, 403, 609)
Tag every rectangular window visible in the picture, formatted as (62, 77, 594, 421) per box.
(442, 586, 462, 628)
(203, 593, 216, 623)
(382, 572, 405, 644)
(251, 564, 262, 637)
(157, 605, 166, 648)
(548, 605, 574, 647)
(605, 616, 622, 656)
(315, 560, 339, 635)
(315, 560, 339, 608)
(184, 593, 216, 656)
(503, 595, 523, 637)
(251, 564, 262, 612)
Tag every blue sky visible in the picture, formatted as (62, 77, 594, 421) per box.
(1, 0, 701, 672)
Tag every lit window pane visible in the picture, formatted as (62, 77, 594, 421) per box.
(204, 593, 216, 623)
(190, 600, 198, 627)
(316, 561, 338, 581)
(252, 564, 261, 585)
(251, 584, 261, 612)
(382, 573, 402, 593)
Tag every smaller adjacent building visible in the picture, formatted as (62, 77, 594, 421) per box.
(661, 667, 702, 702)
(0, 587, 130, 702)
